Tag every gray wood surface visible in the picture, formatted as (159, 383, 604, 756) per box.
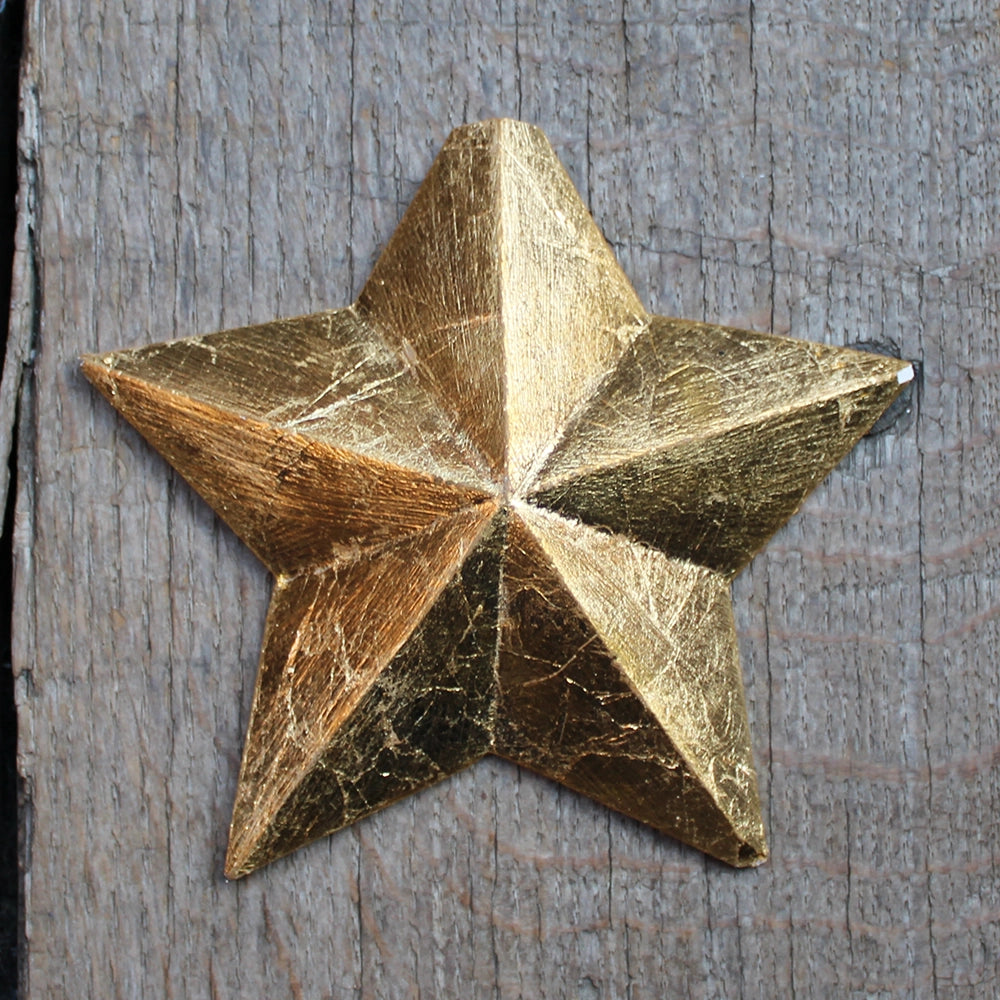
(6, 1, 998, 996)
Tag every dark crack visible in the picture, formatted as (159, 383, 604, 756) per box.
(1, 2, 27, 997)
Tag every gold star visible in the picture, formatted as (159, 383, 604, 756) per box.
(83, 120, 911, 879)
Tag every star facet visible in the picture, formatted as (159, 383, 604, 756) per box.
(83, 119, 911, 878)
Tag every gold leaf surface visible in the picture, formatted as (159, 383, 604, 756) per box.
(83, 119, 910, 877)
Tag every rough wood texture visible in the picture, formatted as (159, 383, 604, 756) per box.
(7, 1, 998, 997)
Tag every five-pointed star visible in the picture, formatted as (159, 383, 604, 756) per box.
(83, 119, 910, 878)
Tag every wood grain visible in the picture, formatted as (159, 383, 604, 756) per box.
(7, 1, 999, 997)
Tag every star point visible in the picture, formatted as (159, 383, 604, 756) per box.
(84, 119, 909, 877)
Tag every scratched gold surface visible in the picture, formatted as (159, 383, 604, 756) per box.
(83, 119, 910, 877)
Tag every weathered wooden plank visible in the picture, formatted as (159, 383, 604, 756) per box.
(10, 0, 999, 997)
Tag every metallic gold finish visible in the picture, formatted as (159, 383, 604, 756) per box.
(82, 119, 911, 878)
